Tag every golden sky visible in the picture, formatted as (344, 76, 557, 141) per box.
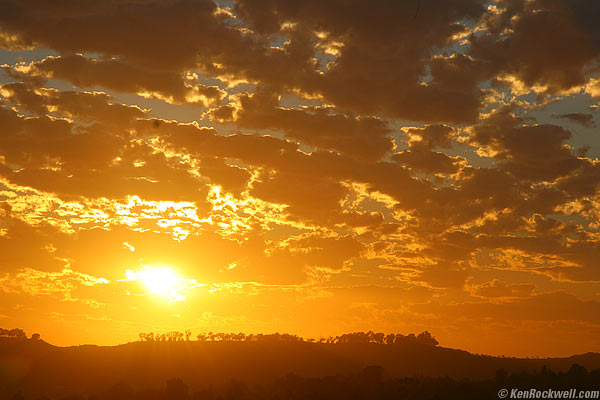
(1, 0, 600, 358)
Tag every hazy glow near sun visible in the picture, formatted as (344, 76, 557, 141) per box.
(124, 266, 203, 302)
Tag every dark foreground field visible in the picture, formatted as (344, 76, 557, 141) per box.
(1, 337, 600, 399)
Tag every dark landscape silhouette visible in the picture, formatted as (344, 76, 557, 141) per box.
(1, 329, 599, 400)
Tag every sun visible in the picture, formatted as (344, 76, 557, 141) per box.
(124, 266, 195, 302)
(139, 267, 179, 296)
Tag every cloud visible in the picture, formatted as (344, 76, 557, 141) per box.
(18, 54, 226, 107)
(1, 266, 108, 307)
(0, 30, 33, 50)
(416, 291, 600, 324)
(471, 0, 600, 94)
(214, 88, 394, 160)
(467, 108, 583, 181)
(469, 279, 535, 299)
(233, 0, 487, 122)
(0, 0, 229, 71)
(1, 82, 147, 125)
(271, 233, 364, 270)
(0, 0, 489, 123)
(0, 100, 213, 201)
(0, 211, 64, 273)
(403, 125, 457, 150)
(393, 149, 464, 174)
(552, 112, 596, 127)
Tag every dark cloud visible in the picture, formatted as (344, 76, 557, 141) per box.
(552, 112, 596, 127)
(1, 82, 147, 125)
(468, 108, 583, 181)
(0, 102, 207, 201)
(27, 54, 226, 107)
(0, 0, 490, 123)
(393, 149, 463, 174)
(404, 125, 457, 150)
(219, 88, 394, 160)
(0, 0, 224, 70)
(471, 0, 600, 93)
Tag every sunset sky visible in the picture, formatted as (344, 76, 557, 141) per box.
(1, 0, 600, 358)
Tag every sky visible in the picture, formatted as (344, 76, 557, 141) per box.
(0, 0, 599, 358)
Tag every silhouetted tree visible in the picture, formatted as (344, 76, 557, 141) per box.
(166, 378, 189, 400)
(1, 328, 27, 339)
(495, 368, 508, 383)
(197, 333, 208, 341)
(416, 330, 439, 346)
(104, 382, 134, 400)
(185, 330, 440, 346)
(225, 379, 248, 400)
(361, 365, 384, 384)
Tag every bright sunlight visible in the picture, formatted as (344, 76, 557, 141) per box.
(123, 266, 202, 303)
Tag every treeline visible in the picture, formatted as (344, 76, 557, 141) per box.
(1, 327, 438, 346)
(0, 328, 40, 340)
(138, 331, 193, 342)
(9, 364, 599, 400)
(137, 330, 439, 346)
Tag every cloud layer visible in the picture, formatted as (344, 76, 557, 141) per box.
(0, 0, 599, 357)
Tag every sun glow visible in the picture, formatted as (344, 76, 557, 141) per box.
(123, 266, 203, 302)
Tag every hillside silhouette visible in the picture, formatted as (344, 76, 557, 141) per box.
(1, 330, 600, 399)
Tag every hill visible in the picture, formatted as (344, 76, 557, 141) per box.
(1, 337, 600, 399)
